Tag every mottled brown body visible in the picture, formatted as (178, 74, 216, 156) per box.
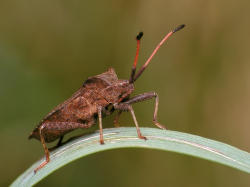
(29, 68, 121, 143)
(29, 24, 185, 173)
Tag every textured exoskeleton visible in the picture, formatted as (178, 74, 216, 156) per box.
(29, 24, 185, 173)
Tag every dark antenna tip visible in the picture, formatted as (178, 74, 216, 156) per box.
(172, 24, 185, 33)
(136, 32, 143, 40)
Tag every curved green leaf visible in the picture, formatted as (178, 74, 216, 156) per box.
(11, 127, 250, 186)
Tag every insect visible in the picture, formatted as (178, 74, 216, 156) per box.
(29, 24, 185, 173)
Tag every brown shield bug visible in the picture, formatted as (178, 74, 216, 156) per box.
(29, 24, 185, 173)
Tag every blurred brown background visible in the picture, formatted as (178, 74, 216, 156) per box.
(1, 1, 250, 186)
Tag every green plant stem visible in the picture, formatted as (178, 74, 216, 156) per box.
(11, 127, 250, 187)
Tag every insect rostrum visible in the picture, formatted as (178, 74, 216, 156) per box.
(29, 24, 185, 173)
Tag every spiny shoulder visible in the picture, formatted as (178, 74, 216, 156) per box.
(94, 67, 118, 84)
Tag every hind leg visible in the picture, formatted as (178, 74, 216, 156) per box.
(34, 122, 91, 173)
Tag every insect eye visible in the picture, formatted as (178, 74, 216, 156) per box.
(118, 80, 129, 87)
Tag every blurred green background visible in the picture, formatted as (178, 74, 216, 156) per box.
(1, 1, 250, 186)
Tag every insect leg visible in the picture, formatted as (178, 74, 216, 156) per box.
(114, 111, 122, 127)
(124, 92, 167, 130)
(34, 122, 92, 173)
(97, 106, 105, 144)
(113, 103, 146, 140)
(34, 125, 50, 173)
(56, 136, 64, 146)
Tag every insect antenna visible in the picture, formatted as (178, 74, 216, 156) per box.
(131, 24, 185, 83)
(129, 31, 143, 83)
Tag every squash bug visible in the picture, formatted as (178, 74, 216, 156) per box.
(29, 24, 185, 173)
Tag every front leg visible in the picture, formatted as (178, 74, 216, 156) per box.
(113, 103, 146, 140)
(124, 92, 167, 130)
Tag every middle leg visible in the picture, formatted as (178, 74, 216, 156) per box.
(97, 106, 105, 144)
